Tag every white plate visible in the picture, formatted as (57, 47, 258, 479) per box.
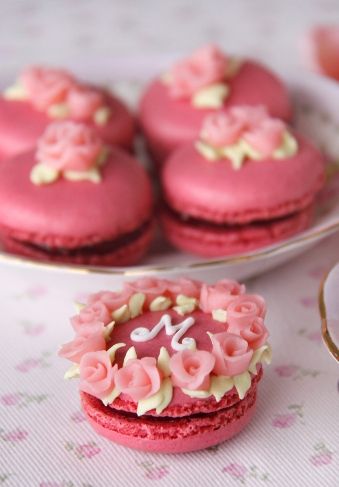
(319, 261, 339, 362)
(1, 65, 339, 282)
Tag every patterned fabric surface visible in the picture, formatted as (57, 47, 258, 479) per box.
(0, 233, 338, 487)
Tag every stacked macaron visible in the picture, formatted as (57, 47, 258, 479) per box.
(0, 121, 153, 265)
(0, 66, 135, 160)
(140, 44, 292, 163)
(160, 106, 326, 257)
(59, 277, 271, 453)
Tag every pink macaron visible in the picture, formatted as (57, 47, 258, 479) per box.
(0, 66, 135, 160)
(59, 277, 272, 453)
(139, 44, 292, 163)
(160, 107, 326, 257)
(0, 121, 153, 266)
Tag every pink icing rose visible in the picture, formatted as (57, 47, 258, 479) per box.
(209, 332, 253, 376)
(164, 278, 202, 300)
(170, 349, 215, 390)
(71, 301, 111, 332)
(79, 351, 117, 399)
(124, 278, 168, 307)
(201, 112, 246, 147)
(87, 289, 133, 312)
(199, 279, 246, 313)
(240, 317, 269, 349)
(67, 85, 104, 121)
(58, 323, 106, 363)
(169, 44, 229, 99)
(114, 357, 162, 402)
(242, 118, 285, 158)
(36, 121, 103, 171)
(200, 106, 285, 157)
(226, 294, 266, 332)
(303, 25, 339, 81)
(20, 66, 75, 111)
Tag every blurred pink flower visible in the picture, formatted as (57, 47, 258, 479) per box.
(274, 365, 299, 378)
(0, 393, 21, 406)
(310, 452, 333, 467)
(272, 413, 296, 428)
(303, 25, 339, 80)
(223, 463, 247, 478)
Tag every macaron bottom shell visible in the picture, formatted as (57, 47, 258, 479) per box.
(81, 386, 257, 454)
(0, 220, 154, 266)
(160, 205, 313, 257)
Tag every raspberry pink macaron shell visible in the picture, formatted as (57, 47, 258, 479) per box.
(140, 61, 292, 162)
(59, 278, 271, 453)
(0, 147, 153, 265)
(0, 93, 135, 160)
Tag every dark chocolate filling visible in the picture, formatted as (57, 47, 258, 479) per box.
(12, 220, 151, 257)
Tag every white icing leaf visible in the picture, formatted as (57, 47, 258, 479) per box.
(107, 342, 125, 363)
(128, 293, 146, 319)
(212, 309, 228, 323)
(112, 304, 130, 323)
(137, 377, 173, 416)
(195, 141, 220, 161)
(181, 388, 211, 399)
(3, 83, 27, 100)
(64, 364, 80, 380)
(30, 163, 59, 185)
(103, 321, 115, 340)
(48, 102, 70, 118)
(233, 371, 251, 400)
(64, 168, 101, 183)
(209, 375, 234, 402)
(192, 83, 229, 109)
(157, 347, 171, 377)
(248, 343, 272, 374)
(123, 346, 137, 366)
(74, 301, 86, 312)
(150, 296, 172, 311)
(94, 106, 111, 126)
(101, 387, 120, 406)
(273, 131, 298, 159)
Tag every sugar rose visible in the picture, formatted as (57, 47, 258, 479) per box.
(227, 294, 266, 332)
(21, 66, 74, 111)
(114, 357, 162, 402)
(169, 44, 228, 99)
(209, 332, 253, 376)
(240, 317, 269, 350)
(59, 325, 106, 363)
(199, 279, 246, 313)
(79, 351, 117, 399)
(71, 301, 111, 332)
(170, 349, 215, 391)
(36, 121, 103, 172)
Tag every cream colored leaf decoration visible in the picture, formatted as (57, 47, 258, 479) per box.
(103, 321, 115, 341)
(30, 164, 59, 185)
(128, 293, 146, 319)
(101, 387, 120, 407)
(47, 102, 70, 119)
(248, 343, 272, 374)
(137, 377, 173, 416)
(195, 141, 220, 161)
(233, 371, 251, 400)
(112, 304, 130, 323)
(94, 106, 111, 126)
(192, 83, 229, 109)
(3, 83, 27, 100)
(107, 342, 125, 363)
(209, 375, 234, 402)
(212, 309, 228, 323)
(157, 347, 171, 377)
(150, 296, 172, 311)
(64, 168, 101, 183)
(64, 364, 80, 380)
(123, 346, 137, 366)
(181, 388, 211, 399)
(74, 301, 86, 312)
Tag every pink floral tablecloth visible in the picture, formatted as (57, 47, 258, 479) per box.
(1, 233, 338, 487)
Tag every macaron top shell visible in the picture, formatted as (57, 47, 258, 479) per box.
(140, 61, 292, 154)
(162, 133, 326, 224)
(0, 147, 153, 247)
(0, 93, 135, 160)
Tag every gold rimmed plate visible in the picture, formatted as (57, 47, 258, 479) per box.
(1, 65, 339, 280)
(319, 261, 339, 362)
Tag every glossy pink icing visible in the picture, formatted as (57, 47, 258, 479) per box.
(0, 146, 153, 246)
(169, 44, 229, 99)
(80, 351, 118, 399)
(209, 333, 253, 376)
(67, 86, 104, 120)
(139, 60, 292, 162)
(200, 280, 246, 313)
(114, 357, 162, 401)
(170, 349, 215, 390)
(162, 133, 325, 224)
(201, 107, 285, 157)
(37, 121, 103, 171)
(0, 94, 134, 160)
(20, 66, 75, 111)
